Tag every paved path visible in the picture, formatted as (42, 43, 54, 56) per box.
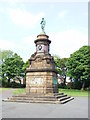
(0, 88, 16, 119)
(0, 89, 88, 118)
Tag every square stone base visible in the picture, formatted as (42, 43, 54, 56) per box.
(26, 71, 58, 94)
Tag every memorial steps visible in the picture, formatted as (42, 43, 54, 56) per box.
(3, 93, 74, 104)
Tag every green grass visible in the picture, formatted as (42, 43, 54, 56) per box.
(59, 88, 89, 97)
(0, 88, 11, 92)
(13, 88, 89, 96)
(0, 87, 89, 97)
(13, 88, 25, 95)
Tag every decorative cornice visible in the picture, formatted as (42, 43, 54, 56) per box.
(26, 68, 58, 74)
(34, 39, 51, 44)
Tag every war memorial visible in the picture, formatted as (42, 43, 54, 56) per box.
(3, 18, 74, 104)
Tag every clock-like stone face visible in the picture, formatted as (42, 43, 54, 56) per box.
(37, 44, 44, 52)
(38, 45, 42, 50)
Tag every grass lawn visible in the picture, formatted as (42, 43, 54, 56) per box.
(13, 88, 25, 95)
(0, 88, 11, 92)
(0, 87, 89, 96)
(59, 88, 89, 97)
(12, 88, 89, 96)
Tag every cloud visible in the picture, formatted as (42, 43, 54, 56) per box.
(0, 35, 36, 62)
(23, 35, 36, 44)
(20, 29, 87, 60)
(49, 29, 88, 58)
(8, 8, 44, 28)
(22, 35, 36, 53)
(0, 0, 22, 4)
(0, 29, 88, 61)
(0, 0, 88, 3)
(58, 10, 68, 19)
(83, 12, 88, 17)
(0, 40, 15, 50)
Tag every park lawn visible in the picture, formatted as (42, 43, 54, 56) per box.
(13, 88, 89, 96)
(0, 88, 11, 92)
(59, 88, 89, 97)
(13, 88, 26, 95)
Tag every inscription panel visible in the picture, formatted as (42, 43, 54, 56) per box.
(31, 78, 44, 85)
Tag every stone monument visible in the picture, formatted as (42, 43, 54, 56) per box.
(26, 18, 58, 95)
(3, 18, 74, 104)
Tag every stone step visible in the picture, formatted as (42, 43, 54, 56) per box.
(9, 97, 57, 101)
(60, 97, 74, 104)
(58, 96, 71, 101)
(5, 99, 60, 104)
(2, 93, 74, 104)
(12, 93, 64, 98)
(54, 93, 64, 96)
(12, 95, 56, 99)
(56, 94, 67, 98)
(11, 94, 67, 100)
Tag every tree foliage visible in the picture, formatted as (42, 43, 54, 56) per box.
(22, 60, 30, 78)
(54, 55, 68, 84)
(0, 50, 13, 86)
(22, 60, 29, 72)
(2, 53, 24, 84)
(66, 46, 90, 90)
(0, 50, 13, 63)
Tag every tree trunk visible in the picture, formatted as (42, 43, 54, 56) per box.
(63, 75, 66, 86)
(8, 79, 10, 83)
(89, 85, 90, 90)
(20, 80, 21, 84)
(70, 81, 72, 89)
(81, 81, 85, 90)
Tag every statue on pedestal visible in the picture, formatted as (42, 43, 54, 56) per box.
(40, 18, 46, 34)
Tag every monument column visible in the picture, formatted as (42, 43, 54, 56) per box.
(26, 18, 58, 95)
(4, 18, 74, 104)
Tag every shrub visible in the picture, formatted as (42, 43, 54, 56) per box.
(2, 80, 25, 88)
(72, 80, 82, 90)
(58, 83, 66, 89)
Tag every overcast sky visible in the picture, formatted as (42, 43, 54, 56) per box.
(0, 0, 88, 62)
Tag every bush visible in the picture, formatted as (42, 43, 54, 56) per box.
(2, 79, 8, 87)
(58, 83, 66, 89)
(58, 80, 89, 90)
(64, 83, 71, 89)
(72, 80, 82, 90)
(0, 79, 1, 87)
(2, 80, 25, 88)
(85, 79, 90, 88)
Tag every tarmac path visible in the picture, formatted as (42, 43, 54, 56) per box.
(0, 89, 88, 118)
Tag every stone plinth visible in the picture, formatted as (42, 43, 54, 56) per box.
(26, 33, 58, 95)
(26, 71, 58, 94)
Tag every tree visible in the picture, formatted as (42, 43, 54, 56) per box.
(22, 60, 30, 78)
(0, 50, 13, 86)
(54, 55, 68, 85)
(2, 53, 24, 84)
(0, 50, 13, 63)
(66, 46, 90, 90)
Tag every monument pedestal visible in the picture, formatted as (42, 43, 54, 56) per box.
(26, 33, 58, 95)
(3, 20, 74, 104)
(26, 72, 57, 94)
